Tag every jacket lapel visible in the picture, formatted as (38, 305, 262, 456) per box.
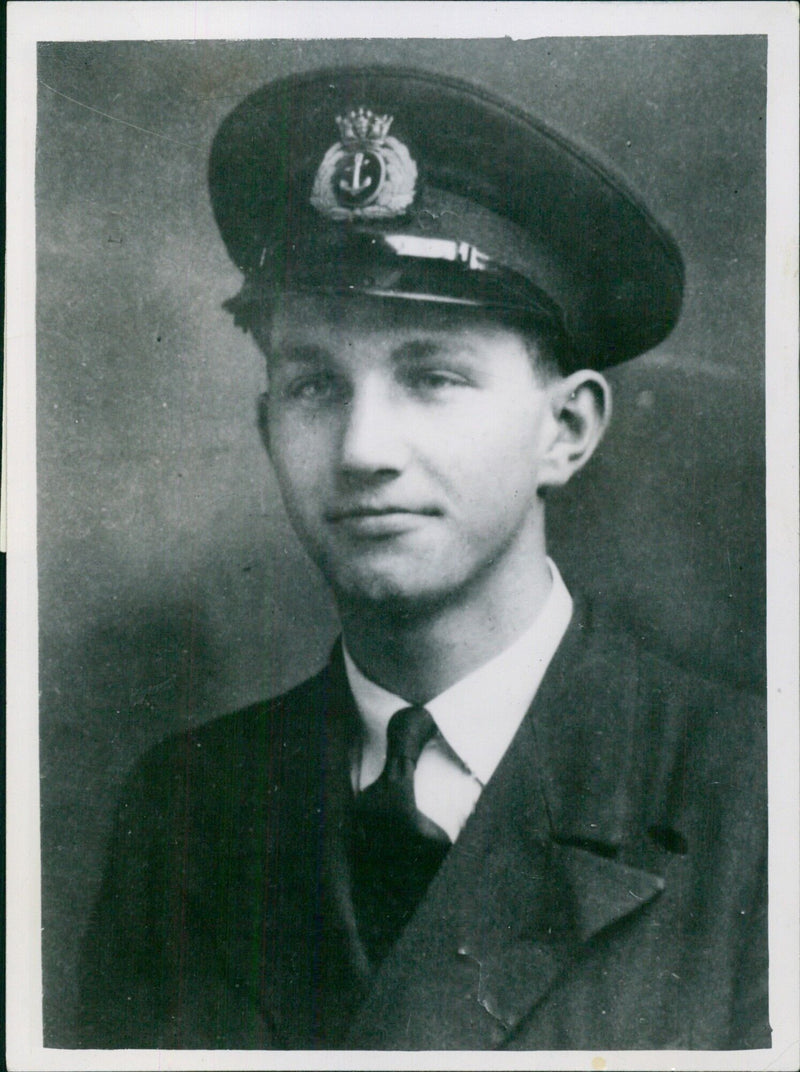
(347, 600, 672, 1049)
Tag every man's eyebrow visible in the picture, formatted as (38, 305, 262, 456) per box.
(268, 342, 330, 365)
(392, 338, 473, 362)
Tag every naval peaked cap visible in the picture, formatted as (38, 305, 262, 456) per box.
(209, 65, 684, 369)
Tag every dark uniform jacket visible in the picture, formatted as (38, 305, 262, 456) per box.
(77, 599, 769, 1050)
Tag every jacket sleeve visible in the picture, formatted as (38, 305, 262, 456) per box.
(75, 748, 276, 1049)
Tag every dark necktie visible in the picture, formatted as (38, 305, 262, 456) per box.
(351, 706, 451, 965)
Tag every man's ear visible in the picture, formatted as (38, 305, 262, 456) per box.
(256, 391, 271, 456)
(537, 369, 612, 490)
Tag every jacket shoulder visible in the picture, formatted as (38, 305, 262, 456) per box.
(563, 598, 767, 826)
(121, 665, 334, 813)
(577, 598, 765, 733)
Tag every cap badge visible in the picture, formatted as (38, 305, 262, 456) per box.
(310, 107, 418, 220)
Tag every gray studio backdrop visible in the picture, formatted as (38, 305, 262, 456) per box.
(37, 38, 766, 1045)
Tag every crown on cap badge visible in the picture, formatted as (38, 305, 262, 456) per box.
(310, 107, 418, 220)
(336, 107, 392, 145)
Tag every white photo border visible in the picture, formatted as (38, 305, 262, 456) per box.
(7, 3, 799, 1070)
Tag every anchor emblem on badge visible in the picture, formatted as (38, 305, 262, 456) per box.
(310, 107, 418, 220)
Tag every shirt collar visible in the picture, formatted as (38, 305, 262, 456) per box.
(343, 558, 573, 787)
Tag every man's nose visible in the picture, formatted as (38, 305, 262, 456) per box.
(338, 382, 409, 476)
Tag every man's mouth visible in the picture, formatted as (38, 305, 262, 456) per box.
(325, 504, 440, 535)
(326, 504, 440, 522)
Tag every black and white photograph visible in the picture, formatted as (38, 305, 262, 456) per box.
(6, 3, 799, 1069)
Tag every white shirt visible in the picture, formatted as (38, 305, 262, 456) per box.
(343, 558, 573, 842)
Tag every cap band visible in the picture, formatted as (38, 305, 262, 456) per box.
(381, 234, 490, 271)
(226, 225, 567, 335)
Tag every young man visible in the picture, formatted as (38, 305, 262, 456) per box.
(78, 66, 768, 1051)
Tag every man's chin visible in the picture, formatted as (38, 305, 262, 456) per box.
(323, 565, 453, 618)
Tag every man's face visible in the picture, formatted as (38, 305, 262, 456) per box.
(256, 294, 558, 612)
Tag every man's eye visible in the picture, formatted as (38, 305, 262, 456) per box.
(285, 374, 342, 402)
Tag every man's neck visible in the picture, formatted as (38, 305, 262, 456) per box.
(338, 555, 554, 704)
